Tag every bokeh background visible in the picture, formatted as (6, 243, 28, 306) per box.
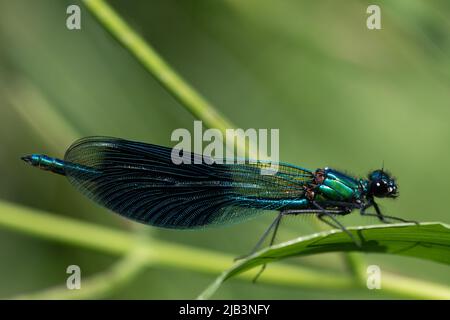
(0, 0, 449, 299)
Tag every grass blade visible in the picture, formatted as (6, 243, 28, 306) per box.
(199, 222, 450, 299)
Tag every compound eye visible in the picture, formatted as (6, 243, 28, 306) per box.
(372, 180, 389, 197)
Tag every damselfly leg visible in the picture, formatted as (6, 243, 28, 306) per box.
(252, 213, 283, 283)
(312, 202, 362, 247)
(361, 200, 418, 224)
(234, 212, 284, 262)
(361, 212, 417, 224)
(247, 206, 356, 283)
(235, 207, 348, 261)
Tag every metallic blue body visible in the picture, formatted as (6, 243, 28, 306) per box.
(22, 136, 399, 229)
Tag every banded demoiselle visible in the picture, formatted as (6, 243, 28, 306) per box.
(22, 137, 415, 267)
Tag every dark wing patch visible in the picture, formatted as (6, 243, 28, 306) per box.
(64, 136, 313, 228)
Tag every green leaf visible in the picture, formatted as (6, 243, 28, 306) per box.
(198, 222, 450, 299)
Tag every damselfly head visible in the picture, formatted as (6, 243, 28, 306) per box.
(367, 169, 398, 198)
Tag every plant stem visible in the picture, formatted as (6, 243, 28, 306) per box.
(82, 0, 234, 134)
(1, 200, 449, 299)
(342, 252, 367, 283)
(0, 200, 351, 297)
(12, 241, 153, 300)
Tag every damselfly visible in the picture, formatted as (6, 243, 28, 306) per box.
(22, 137, 415, 266)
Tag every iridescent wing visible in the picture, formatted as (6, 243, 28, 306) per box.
(64, 137, 313, 229)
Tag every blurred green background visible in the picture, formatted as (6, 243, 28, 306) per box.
(0, 0, 449, 299)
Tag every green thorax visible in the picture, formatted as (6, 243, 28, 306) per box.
(316, 168, 364, 202)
